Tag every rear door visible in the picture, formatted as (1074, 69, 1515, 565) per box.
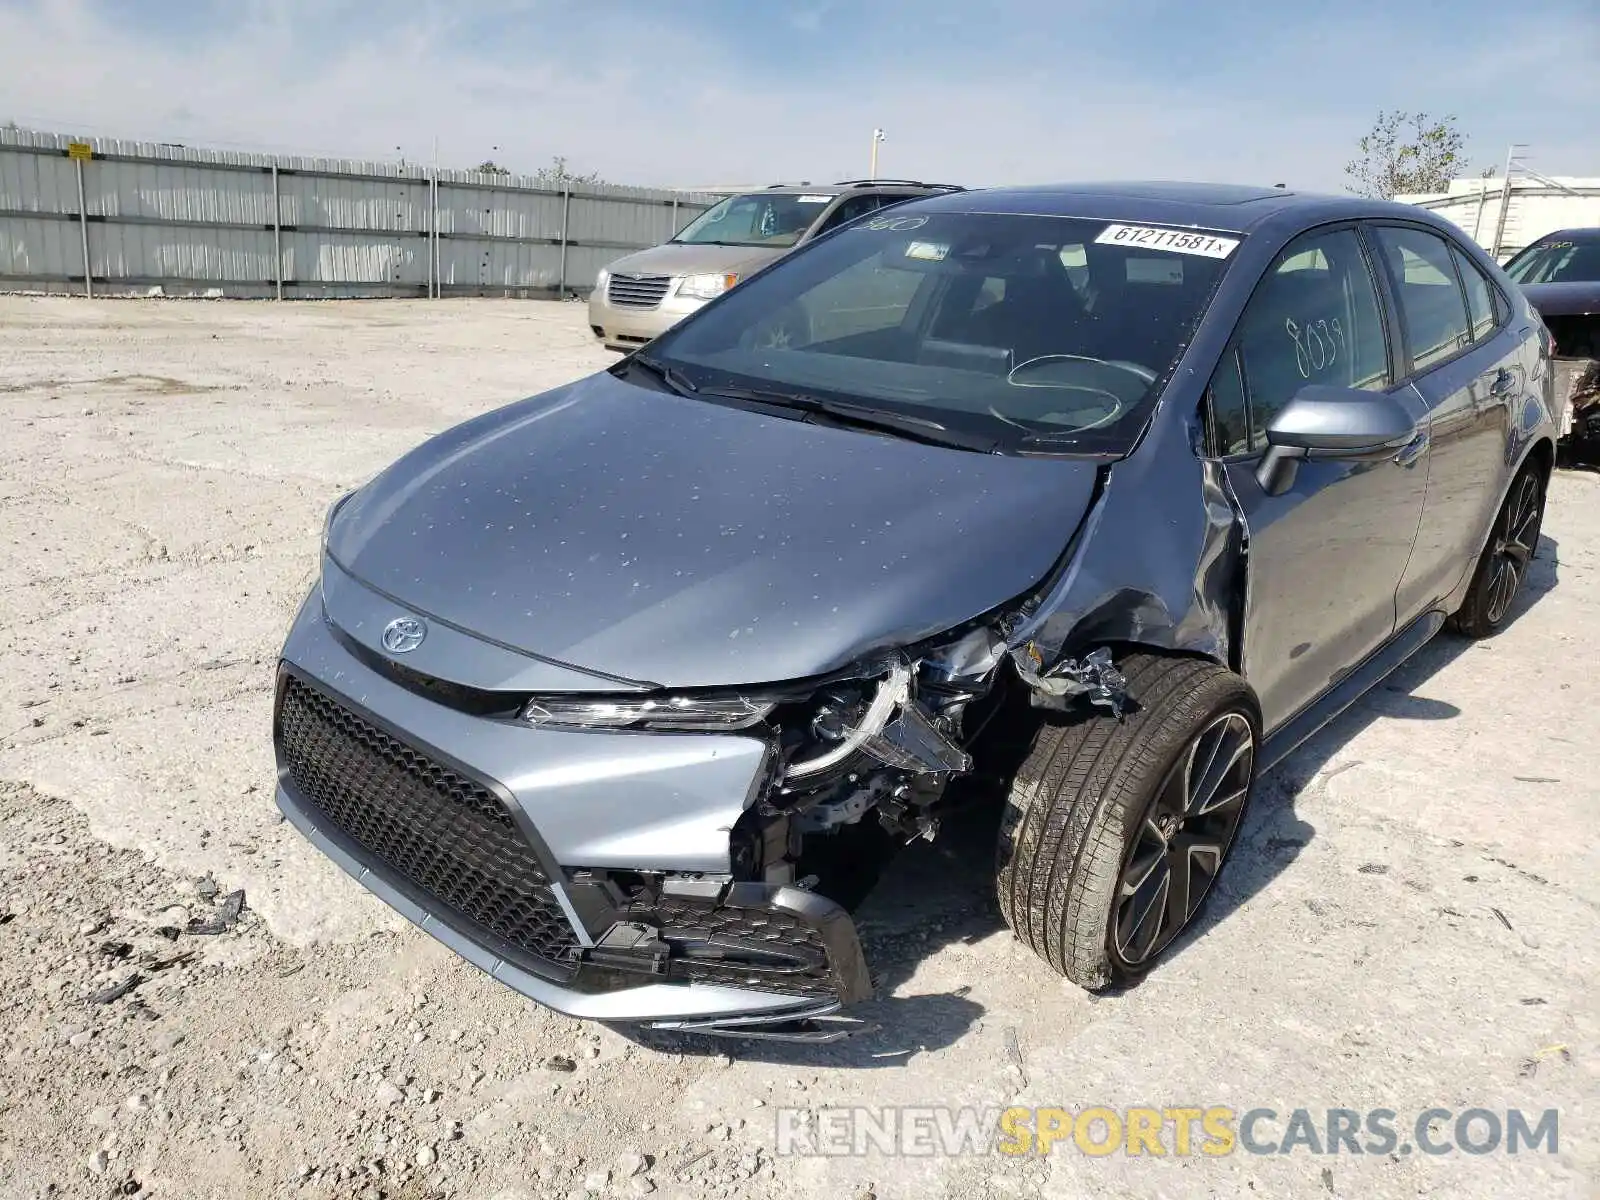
(1209, 224, 1430, 730)
(1368, 224, 1528, 622)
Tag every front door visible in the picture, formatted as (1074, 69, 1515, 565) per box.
(1208, 225, 1430, 731)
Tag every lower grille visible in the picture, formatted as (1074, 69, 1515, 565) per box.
(607, 274, 671, 309)
(276, 675, 579, 970)
(650, 895, 836, 998)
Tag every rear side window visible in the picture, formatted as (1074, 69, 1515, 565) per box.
(1229, 226, 1391, 450)
(1372, 227, 1472, 371)
(1451, 245, 1499, 344)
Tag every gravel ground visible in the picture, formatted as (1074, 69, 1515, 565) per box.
(0, 295, 1595, 1200)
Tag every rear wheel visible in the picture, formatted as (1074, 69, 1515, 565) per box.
(996, 654, 1259, 990)
(1448, 463, 1546, 638)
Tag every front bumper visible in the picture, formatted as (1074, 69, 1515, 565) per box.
(586, 284, 707, 350)
(273, 587, 871, 1034)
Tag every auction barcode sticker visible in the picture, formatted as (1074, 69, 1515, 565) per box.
(1095, 224, 1240, 258)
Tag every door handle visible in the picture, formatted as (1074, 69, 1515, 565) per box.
(1489, 369, 1516, 397)
(1392, 428, 1428, 467)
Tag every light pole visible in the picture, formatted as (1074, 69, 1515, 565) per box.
(869, 128, 885, 180)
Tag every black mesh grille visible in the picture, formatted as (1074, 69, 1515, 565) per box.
(276, 675, 578, 969)
(650, 896, 836, 998)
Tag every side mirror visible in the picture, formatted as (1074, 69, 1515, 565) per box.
(1255, 385, 1418, 496)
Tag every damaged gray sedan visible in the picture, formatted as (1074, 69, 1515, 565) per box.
(275, 183, 1557, 1040)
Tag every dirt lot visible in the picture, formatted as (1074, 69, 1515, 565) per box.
(0, 296, 1595, 1200)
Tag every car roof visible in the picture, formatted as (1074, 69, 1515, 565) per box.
(756, 180, 964, 197)
(908, 181, 1431, 234)
(1524, 227, 1600, 241)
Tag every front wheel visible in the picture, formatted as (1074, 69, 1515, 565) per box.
(996, 654, 1259, 990)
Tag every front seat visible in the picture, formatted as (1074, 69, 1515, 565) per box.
(963, 255, 1088, 363)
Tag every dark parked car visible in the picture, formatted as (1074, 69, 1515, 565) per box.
(1503, 227, 1600, 464)
(275, 183, 1556, 1041)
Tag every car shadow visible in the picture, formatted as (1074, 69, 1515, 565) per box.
(618, 799, 1005, 1067)
(627, 534, 1559, 1062)
(620, 698, 1044, 1066)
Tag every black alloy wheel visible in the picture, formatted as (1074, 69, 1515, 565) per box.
(1111, 711, 1255, 968)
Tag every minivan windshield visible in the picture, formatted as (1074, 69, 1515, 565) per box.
(1504, 231, 1600, 285)
(647, 210, 1240, 452)
(671, 192, 832, 249)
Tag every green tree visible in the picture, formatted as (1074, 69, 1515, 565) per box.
(1345, 111, 1467, 198)
(530, 155, 604, 188)
(472, 155, 608, 186)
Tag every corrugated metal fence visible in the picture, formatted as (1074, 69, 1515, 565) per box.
(0, 128, 717, 299)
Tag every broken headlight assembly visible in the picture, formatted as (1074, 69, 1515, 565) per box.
(518, 652, 972, 782)
(771, 656, 972, 783)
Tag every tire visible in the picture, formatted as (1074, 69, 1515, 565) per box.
(996, 654, 1260, 990)
(1447, 462, 1546, 639)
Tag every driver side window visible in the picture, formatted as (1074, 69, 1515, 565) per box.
(1217, 227, 1392, 453)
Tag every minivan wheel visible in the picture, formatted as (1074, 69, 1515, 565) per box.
(1448, 463, 1546, 638)
(996, 654, 1259, 990)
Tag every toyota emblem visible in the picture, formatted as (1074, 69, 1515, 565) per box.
(381, 616, 427, 654)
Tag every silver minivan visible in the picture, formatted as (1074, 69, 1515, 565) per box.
(587, 180, 960, 351)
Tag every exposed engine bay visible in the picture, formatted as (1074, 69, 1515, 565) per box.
(539, 614, 1130, 1028)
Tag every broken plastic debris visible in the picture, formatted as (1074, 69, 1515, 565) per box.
(185, 889, 244, 935)
(861, 702, 972, 775)
(87, 973, 146, 1005)
(1013, 645, 1129, 717)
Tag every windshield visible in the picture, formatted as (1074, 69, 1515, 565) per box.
(1505, 233, 1600, 284)
(672, 192, 833, 248)
(646, 210, 1240, 452)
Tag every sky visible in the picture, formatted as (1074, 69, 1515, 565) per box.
(0, 0, 1596, 192)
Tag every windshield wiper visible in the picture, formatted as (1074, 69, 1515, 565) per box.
(618, 353, 699, 397)
(1014, 430, 1121, 457)
(698, 385, 1001, 453)
(1015, 428, 1083, 446)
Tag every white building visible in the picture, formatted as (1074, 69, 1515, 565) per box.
(1397, 176, 1600, 262)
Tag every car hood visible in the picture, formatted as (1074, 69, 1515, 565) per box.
(604, 241, 786, 281)
(326, 372, 1099, 690)
(1521, 281, 1600, 318)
